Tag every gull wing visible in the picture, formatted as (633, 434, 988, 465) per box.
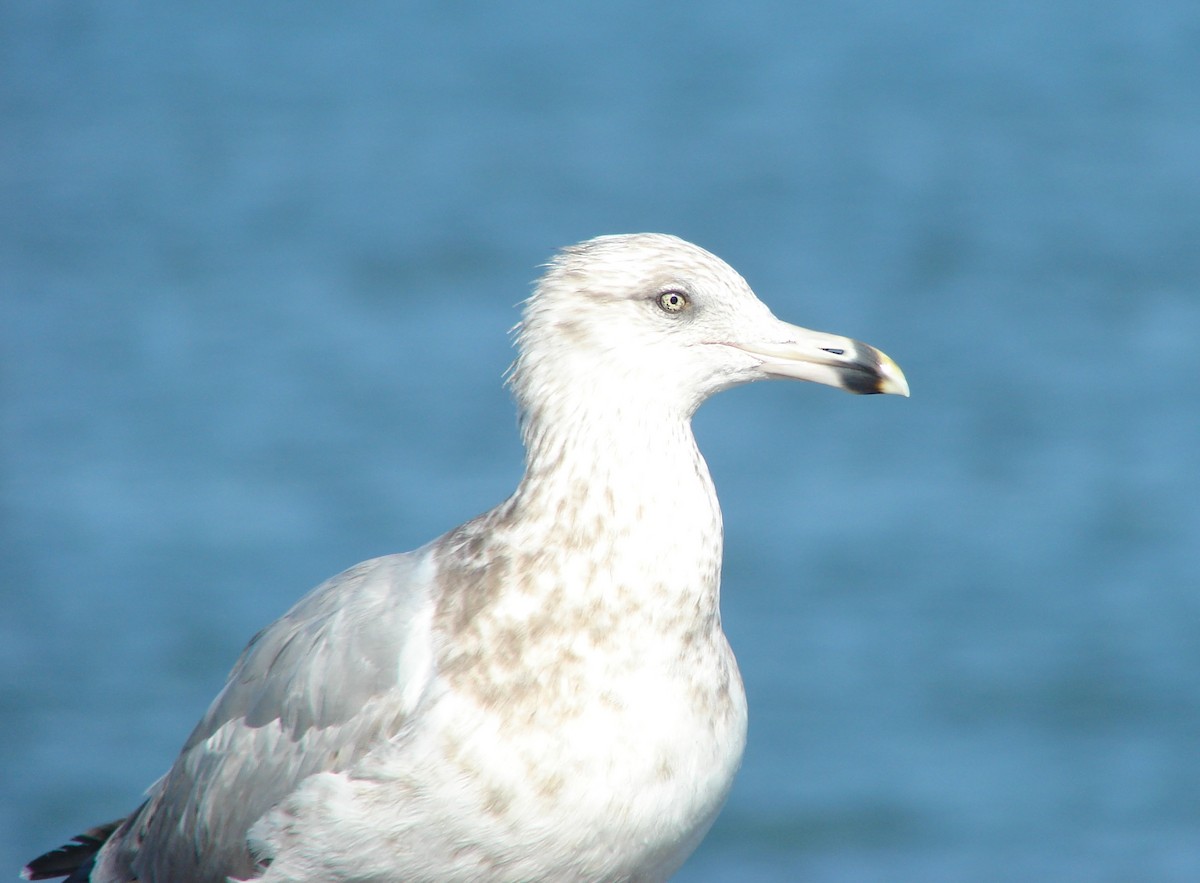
(94, 550, 438, 883)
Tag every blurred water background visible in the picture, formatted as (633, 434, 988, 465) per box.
(4, 1, 1200, 880)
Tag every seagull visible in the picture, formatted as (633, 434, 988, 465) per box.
(25, 233, 908, 883)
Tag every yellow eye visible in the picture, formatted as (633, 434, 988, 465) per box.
(657, 290, 689, 313)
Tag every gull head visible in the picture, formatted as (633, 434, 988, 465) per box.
(509, 233, 908, 424)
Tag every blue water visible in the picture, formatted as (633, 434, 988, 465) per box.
(5, 1, 1199, 879)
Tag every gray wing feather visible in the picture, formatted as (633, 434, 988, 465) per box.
(96, 550, 438, 883)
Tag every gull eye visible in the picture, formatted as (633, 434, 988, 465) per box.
(657, 290, 689, 313)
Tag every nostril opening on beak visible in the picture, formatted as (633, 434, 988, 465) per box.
(821, 347, 845, 356)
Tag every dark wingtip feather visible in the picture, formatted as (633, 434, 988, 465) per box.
(23, 819, 123, 881)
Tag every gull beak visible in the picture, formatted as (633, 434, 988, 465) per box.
(729, 322, 910, 397)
